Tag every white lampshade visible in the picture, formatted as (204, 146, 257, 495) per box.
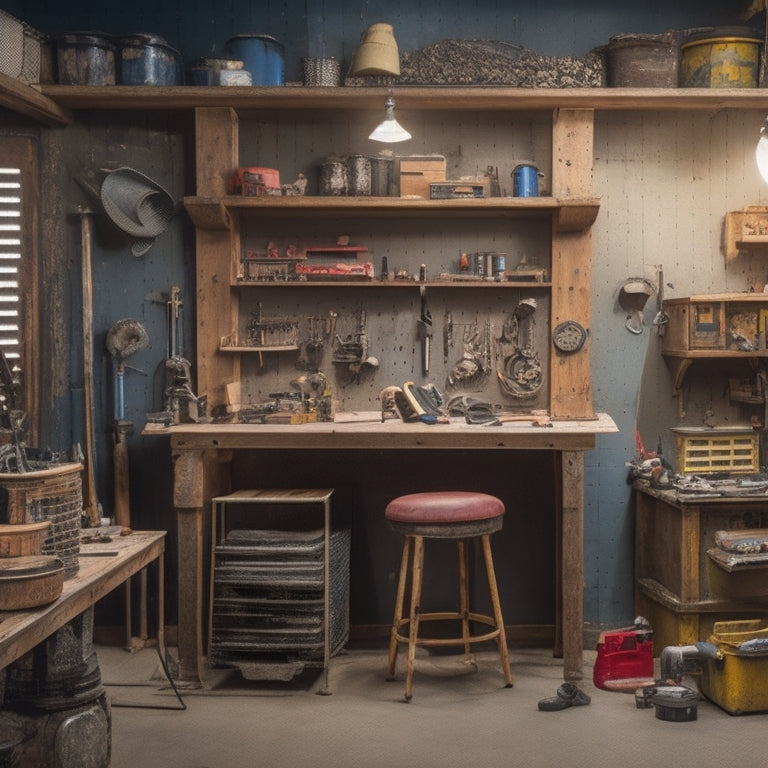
(369, 96, 411, 143)
(757, 118, 768, 184)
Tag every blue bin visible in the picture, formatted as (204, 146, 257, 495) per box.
(224, 34, 284, 86)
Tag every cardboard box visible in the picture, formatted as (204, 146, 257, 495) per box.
(398, 155, 446, 198)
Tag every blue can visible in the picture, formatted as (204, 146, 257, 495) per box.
(512, 164, 542, 197)
(224, 34, 285, 86)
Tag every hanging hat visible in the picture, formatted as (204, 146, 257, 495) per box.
(100, 167, 175, 239)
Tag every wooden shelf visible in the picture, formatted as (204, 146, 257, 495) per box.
(0, 73, 72, 125)
(233, 279, 553, 288)
(184, 194, 600, 232)
(33, 85, 768, 113)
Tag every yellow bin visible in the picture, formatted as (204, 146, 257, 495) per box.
(700, 620, 768, 714)
(680, 33, 761, 88)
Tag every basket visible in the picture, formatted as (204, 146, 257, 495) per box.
(0, 9, 44, 84)
(0, 463, 84, 577)
(302, 57, 341, 87)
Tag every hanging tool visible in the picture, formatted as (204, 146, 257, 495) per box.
(76, 205, 101, 527)
(417, 285, 432, 376)
(653, 264, 669, 335)
(443, 309, 453, 363)
(106, 319, 149, 529)
(0, 349, 29, 472)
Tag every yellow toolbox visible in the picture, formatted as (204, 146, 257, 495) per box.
(700, 620, 768, 715)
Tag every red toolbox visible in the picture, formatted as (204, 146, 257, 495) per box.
(593, 629, 654, 689)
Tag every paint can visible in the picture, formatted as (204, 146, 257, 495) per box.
(680, 27, 761, 88)
(512, 164, 542, 197)
(224, 34, 284, 86)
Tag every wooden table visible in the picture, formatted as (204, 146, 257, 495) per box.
(146, 412, 617, 686)
(0, 531, 166, 670)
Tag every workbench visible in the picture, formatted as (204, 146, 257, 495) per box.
(635, 483, 768, 650)
(146, 412, 617, 685)
(0, 531, 166, 671)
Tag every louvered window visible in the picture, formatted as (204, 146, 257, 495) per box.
(0, 167, 22, 378)
(0, 138, 38, 440)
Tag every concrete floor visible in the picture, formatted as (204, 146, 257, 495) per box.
(99, 643, 768, 768)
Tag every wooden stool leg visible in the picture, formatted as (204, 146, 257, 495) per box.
(405, 535, 424, 701)
(482, 534, 514, 687)
(387, 536, 411, 680)
(458, 540, 471, 657)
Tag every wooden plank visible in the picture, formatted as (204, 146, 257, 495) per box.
(0, 73, 72, 124)
(194, 108, 238, 198)
(36, 85, 768, 113)
(561, 450, 584, 681)
(550, 109, 594, 419)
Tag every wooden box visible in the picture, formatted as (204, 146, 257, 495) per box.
(398, 155, 446, 198)
(672, 427, 759, 474)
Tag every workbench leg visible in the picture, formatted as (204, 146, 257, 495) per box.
(561, 450, 584, 681)
(173, 447, 207, 688)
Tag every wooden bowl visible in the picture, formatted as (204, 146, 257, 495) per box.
(0, 555, 64, 610)
(0, 521, 51, 557)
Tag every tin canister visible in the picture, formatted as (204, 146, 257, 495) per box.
(320, 159, 348, 195)
(491, 253, 506, 280)
(224, 34, 284, 86)
(512, 164, 542, 197)
(346, 155, 371, 196)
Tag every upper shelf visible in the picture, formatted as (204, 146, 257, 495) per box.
(19, 83, 768, 116)
(183, 194, 601, 232)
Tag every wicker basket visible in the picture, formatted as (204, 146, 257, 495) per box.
(0, 463, 83, 577)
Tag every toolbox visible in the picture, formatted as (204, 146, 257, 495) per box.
(593, 629, 654, 689)
(700, 619, 768, 714)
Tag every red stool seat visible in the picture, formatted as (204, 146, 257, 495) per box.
(384, 491, 513, 700)
(385, 491, 504, 538)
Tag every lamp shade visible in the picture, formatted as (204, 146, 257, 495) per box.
(369, 96, 411, 143)
(350, 23, 401, 76)
(757, 118, 768, 184)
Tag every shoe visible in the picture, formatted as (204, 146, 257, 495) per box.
(538, 682, 591, 711)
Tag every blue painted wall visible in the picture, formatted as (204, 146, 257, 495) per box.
(0, 0, 757, 632)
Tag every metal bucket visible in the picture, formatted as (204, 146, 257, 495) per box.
(54, 31, 115, 85)
(224, 34, 284, 86)
(604, 33, 679, 87)
(118, 33, 182, 85)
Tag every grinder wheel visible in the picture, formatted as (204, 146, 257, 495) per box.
(106, 318, 149, 360)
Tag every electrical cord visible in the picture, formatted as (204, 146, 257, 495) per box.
(105, 644, 187, 711)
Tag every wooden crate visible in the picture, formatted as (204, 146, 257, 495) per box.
(398, 155, 446, 198)
(672, 428, 759, 474)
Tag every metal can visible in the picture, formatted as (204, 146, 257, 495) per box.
(491, 253, 506, 280)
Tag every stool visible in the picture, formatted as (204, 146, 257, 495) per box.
(385, 491, 513, 701)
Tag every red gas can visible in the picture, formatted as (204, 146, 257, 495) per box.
(593, 630, 654, 689)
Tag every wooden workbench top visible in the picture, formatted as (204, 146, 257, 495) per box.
(0, 531, 165, 669)
(143, 411, 617, 452)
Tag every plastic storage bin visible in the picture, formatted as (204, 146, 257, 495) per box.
(700, 619, 768, 714)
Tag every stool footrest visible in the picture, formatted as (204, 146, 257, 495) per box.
(393, 611, 501, 647)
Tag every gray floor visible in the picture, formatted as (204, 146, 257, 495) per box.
(99, 643, 768, 768)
